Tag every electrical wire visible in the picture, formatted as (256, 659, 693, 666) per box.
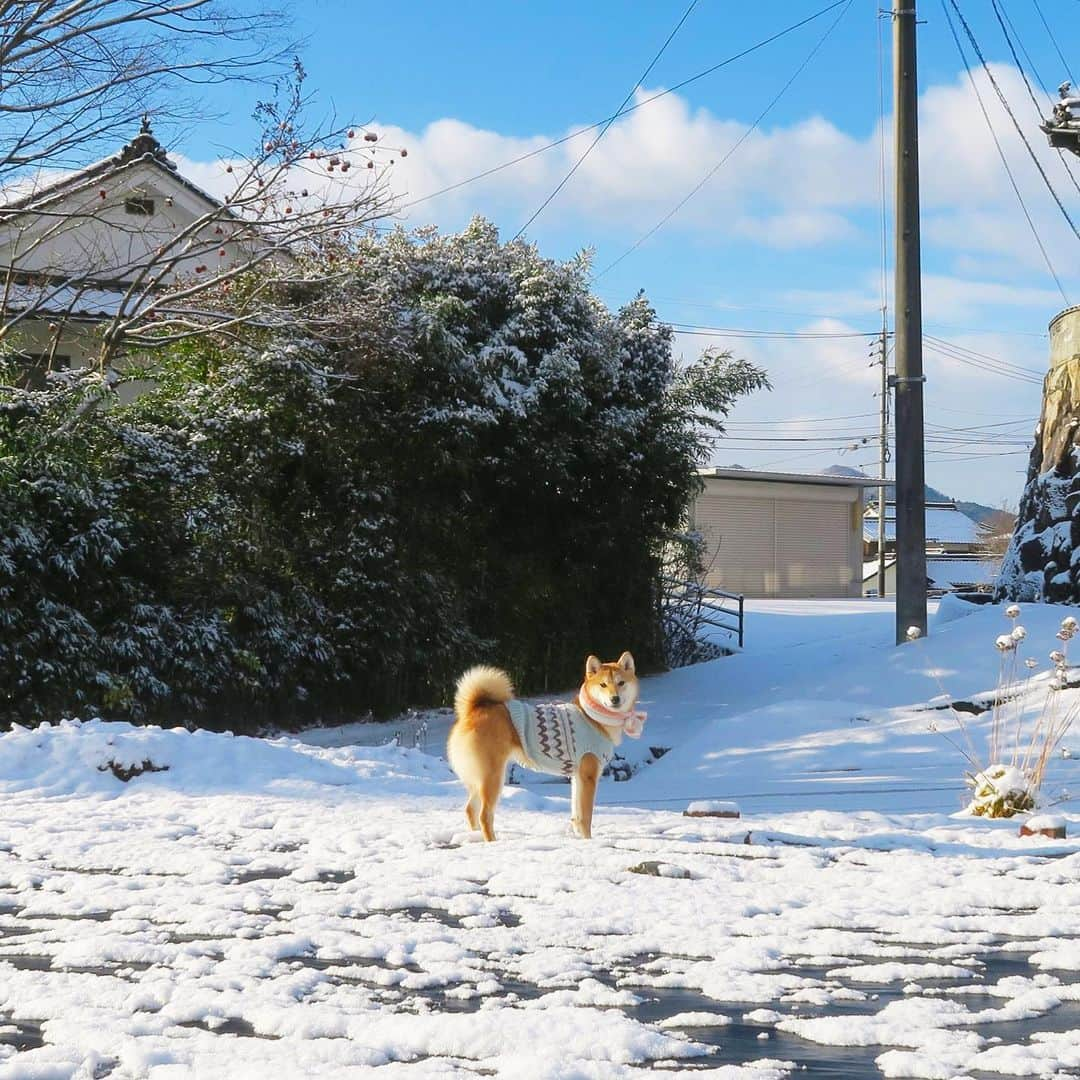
(924, 342, 1044, 385)
(593, 0, 855, 279)
(725, 410, 880, 424)
(597, 289, 1051, 338)
(993, 0, 1052, 119)
(924, 334, 1046, 379)
(940, 0, 1070, 304)
(399, 0, 850, 214)
(992, 0, 1080, 197)
(1031, 0, 1076, 84)
(512, 1, 698, 240)
(947, 0, 1080, 247)
(666, 321, 877, 339)
(925, 417, 1035, 432)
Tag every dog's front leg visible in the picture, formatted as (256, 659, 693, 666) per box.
(570, 771, 583, 836)
(574, 753, 601, 840)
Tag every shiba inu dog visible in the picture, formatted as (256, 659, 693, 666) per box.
(447, 652, 645, 841)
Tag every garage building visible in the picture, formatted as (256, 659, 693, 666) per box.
(690, 468, 880, 599)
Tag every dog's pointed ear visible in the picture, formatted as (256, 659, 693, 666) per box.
(618, 651, 635, 674)
(586, 655, 602, 676)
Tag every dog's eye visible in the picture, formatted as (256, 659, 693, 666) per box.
(617, 680, 625, 687)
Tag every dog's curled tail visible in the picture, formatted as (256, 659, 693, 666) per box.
(454, 665, 514, 722)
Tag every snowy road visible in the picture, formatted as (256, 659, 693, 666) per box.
(2, 721, 1080, 1078)
(3, 599, 1080, 1077)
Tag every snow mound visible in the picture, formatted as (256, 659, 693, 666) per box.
(0, 718, 453, 798)
(930, 591, 981, 628)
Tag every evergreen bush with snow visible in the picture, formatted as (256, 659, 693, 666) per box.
(0, 219, 767, 727)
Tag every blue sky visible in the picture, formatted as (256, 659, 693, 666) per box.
(176, 1, 1080, 509)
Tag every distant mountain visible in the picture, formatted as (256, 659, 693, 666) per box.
(820, 466, 1002, 525)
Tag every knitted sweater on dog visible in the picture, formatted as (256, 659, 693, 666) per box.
(506, 699, 615, 777)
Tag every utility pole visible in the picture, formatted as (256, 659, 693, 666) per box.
(876, 325, 890, 600)
(892, 1, 927, 644)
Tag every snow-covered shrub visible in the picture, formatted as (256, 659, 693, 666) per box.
(0, 219, 768, 726)
(967, 764, 1034, 818)
(942, 606, 1078, 816)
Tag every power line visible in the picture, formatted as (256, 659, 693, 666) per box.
(993, 0, 1051, 119)
(929, 404, 1037, 417)
(925, 333, 1043, 373)
(924, 337, 1045, 384)
(399, 0, 850, 213)
(597, 289, 1051, 337)
(947, 0, 1080, 247)
(667, 321, 877, 339)
(992, 0, 1080, 198)
(594, 0, 854, 279)
(725, 410, 879, 424)
(512, 1, 698, 241)
(940, 0, 1070, 305)
(1031, 0, 1076, 85)
(924, 333, 1046, 378)
(926, 417, 1035, 432)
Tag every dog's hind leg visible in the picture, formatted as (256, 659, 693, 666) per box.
(478, 770, 502, 842)
(464, 790, 480, 831)
(574, 753, 601, 840)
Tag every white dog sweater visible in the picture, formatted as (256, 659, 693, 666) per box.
(506, 699, 614, 777)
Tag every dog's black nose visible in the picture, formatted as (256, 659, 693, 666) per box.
(611, 695, 621, 706)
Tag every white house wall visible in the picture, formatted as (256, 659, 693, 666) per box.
(0, 160, 253, 286)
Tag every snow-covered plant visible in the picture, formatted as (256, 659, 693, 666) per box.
(968, 764, 1034, 818)
(942, 606, 1079, 817)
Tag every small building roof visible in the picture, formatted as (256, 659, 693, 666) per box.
(701, 467, 885, 488)
(1, 281, 135, 319)
(862, 557, 897, 580)
(0, 118, 227, 222)
(926, 556, 999, 590)
(863, 501, 980, 545)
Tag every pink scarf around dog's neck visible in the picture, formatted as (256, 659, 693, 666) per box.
(578, 684, 646, 737)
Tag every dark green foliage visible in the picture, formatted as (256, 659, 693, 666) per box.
(0, 219, 766, 727)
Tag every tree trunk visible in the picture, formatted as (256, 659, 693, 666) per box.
(997, 306, 1080, 602)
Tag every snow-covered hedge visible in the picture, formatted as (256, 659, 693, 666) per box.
(0, 220, 767, 728)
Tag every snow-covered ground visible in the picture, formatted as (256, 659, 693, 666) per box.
(2, 598, 1079, 1078)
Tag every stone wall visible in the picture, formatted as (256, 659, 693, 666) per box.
(997, 306, 1080, 601)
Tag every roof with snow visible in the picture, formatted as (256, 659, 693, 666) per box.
(1, 281, 138, 319)
(0, 118, 225, 220)
(862, 557, 896, 580)
(703, 467, 885, 488)
(863, 501, 980, 545)
(926, 556, 1000, 590)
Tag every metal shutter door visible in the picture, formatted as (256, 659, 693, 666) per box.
(695, 495, 777, 596)
(775, 499, 852, 596)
